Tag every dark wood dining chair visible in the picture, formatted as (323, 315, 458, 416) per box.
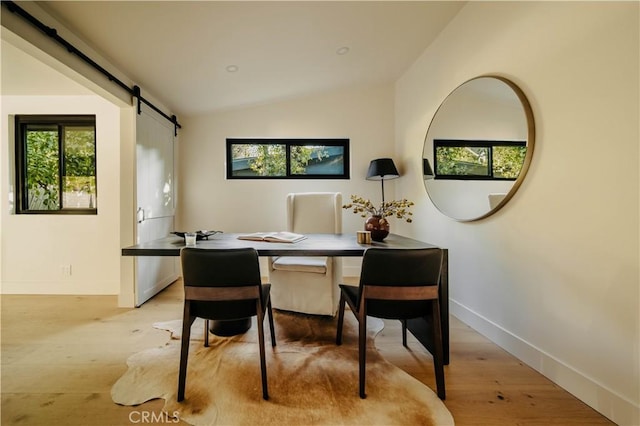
(178, 247, 276, 401)
(336, 247, 446, 399)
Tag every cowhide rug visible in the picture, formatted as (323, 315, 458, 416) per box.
(111, 310, 454, 426)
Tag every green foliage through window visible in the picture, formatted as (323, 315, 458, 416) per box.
(227, 139, 349, 179)
(15, 115, 97, 214)
(434, 139, 525, 180)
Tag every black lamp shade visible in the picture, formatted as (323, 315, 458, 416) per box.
(366, 158, 399, 181)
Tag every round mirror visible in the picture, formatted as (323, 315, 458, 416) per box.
(423, 76, 535, 221)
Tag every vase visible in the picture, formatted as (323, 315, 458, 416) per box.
(365, 215, 390, 242)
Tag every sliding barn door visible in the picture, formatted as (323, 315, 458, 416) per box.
(135, 104, 178, 306)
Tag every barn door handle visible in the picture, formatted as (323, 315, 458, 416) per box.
(137, 208, 145, 223)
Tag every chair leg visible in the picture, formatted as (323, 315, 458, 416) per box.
(266, 297, 276, 347)
(401, 319, 408, 347)
(204, 319, 210, 347)
(336, 292, 346, 345)
(358, 310, 367, 399)
(256, 307, 269, 400)
(178, 304, 196, 402)
(431, 300, 446, 400)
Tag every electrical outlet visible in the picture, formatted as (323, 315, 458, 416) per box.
(61, 265, 72, 276)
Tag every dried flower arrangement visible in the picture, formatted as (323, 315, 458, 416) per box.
(343, 195, 414, 223)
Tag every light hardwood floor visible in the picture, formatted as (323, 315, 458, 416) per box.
(2, 279, 613, 425)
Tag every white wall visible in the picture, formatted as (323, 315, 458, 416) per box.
(177, 84, 397, 276)
(1, 95, 123, 294)
(395, 2, 639, 424)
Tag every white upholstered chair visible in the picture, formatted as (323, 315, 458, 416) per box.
(267, 192, 343, 316)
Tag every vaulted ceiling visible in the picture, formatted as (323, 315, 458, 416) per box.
(9, 1, 464, 116)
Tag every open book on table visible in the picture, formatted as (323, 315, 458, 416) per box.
(237, 231, 307, 243)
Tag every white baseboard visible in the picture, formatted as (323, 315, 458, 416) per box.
(450, 299, 639, 426)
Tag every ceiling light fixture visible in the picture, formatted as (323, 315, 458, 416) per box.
(226, 65, 239, 73)
(336, 46, 350, 55)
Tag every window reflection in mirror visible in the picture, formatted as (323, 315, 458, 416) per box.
(434, 139, 526, 180)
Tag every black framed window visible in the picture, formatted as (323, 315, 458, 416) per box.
(226, 138, 350, 179)
(434, 139, 526, 180)
(15, 115, 97, 214)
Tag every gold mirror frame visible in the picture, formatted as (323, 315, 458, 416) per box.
(423, 75, 535, 221)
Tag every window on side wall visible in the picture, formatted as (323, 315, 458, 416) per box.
(226, 138, 350, 179)
(15, 115, 97, 214)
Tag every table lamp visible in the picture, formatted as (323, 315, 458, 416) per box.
(423, 158, 434, 179)
(366, 158, 399, 204)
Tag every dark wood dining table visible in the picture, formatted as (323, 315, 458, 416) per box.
(122, 232, 449, 364)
